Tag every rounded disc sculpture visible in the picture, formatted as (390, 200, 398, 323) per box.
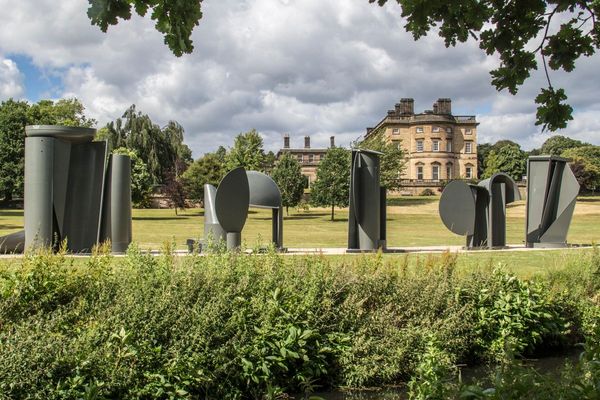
(215, 167, 250, 250)
(439, 173, 520, 249)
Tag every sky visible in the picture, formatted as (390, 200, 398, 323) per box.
(1, 0, 599, 158)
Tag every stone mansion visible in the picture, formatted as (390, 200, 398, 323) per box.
(365, 98, 478, 185)
(277, 98, 478, 192)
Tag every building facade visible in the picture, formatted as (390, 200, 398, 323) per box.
(365, 98, 478, 192)
(276, 135, 335, 187)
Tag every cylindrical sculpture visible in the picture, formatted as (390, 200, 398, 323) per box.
(109, 154, 132, 253)
(24, 137, 54, 250)
(348, 149, 385, 251)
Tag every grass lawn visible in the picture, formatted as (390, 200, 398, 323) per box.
(2, 196, 599, 277)
(2, 196, 599, 249)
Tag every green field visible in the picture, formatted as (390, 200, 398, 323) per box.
(3, 196, 599, 249)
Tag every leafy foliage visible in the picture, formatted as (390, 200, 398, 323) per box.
(113, 147, 153, 207)
(370, 0, 600, 131)
(310, 147, 351, 221)
(271, 152, 305, 215)
(87, 0, 203, 57)
(163, 164, 187, 215)
(181, 151, 226, 202)
(541, 135, 588, 156)
(100, 105, 192, 184)
(562, 145, 600, 192)
(356, 129, 407, 192)
(0, 98, 95, 201)
(1, 249, 599, 398)
(225, 129, 267, 172)
(483, 142, 527, 181)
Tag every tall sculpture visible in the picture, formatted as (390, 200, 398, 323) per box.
(347, 149, 387, 252)
(0, 125, 132, 254)
(203, 167, 284, 251)
(526, 156, 579, 248)
(439, 173, 521, 249)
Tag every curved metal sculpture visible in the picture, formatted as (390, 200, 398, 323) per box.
(203, 168, 284, 251)
(526, 156, 579, 248)
(439, 173, 521, 249)
(0, 125, 132, 254)
(347, 149, 387, 252)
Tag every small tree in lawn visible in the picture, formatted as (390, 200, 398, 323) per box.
(163, 165, 187, 215)
(271, 152, 305, 216)
(310, 147, 350, 221)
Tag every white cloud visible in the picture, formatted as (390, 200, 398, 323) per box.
(1, 0, 599, 156)
(0, 57, 24, 100)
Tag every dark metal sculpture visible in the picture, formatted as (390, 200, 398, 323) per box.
(526, 156, 579, 248)
(0, 125, 132, 254)
(439, 173, 521, 249)
(347, 149, 387, 252)
(203, 167, 284, 251)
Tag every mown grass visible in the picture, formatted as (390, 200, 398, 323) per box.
(2, 196, 599, 250)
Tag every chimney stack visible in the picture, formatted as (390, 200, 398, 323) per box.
(330, 136, 335, 148)
(283, 134, 290, 149)
(399, 98, 414, 115)
(304, 135, 310, 149)
(435, 98, 452, 114)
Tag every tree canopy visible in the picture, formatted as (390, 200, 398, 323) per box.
(181, 151, 226, 203)
(310, 147, 351, 221)
(0, 98, 95, 202)
(112, 147, 153, 207)
(482, 141, 527, 181)
(271, 152, 305, 215)
(225, 129, 266, 172)
(356, 130, 407, 192)
(562, 145, 600, 192)
(541, 135, 589, 155)
(99, 105, 192, 184)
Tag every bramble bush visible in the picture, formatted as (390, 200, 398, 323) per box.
(0, 246, 599, 399)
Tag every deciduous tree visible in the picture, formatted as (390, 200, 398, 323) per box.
(541, 135, 588, 156)
(113, 147, 153, 207)
(181, 152, 226, 203)
(483, 142, 527, 181)
(356, 130, 407, 192)
(271, 152, 305, 215)
(310, 147, 350, 221)
(0, 100, 28, 202)
(562, 145, 600, 192)
(226, 129, 266, 172)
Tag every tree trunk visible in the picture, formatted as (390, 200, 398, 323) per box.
(286, 206, 289, 216)
(331, 204, 334, 221)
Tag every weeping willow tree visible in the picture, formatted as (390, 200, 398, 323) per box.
(98, 105, 192, 184)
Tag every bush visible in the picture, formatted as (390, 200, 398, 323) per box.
(0, 249, 599, 398)
(420, 188, 436, 196)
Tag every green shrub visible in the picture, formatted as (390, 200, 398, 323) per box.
(0, 249, 598, 399)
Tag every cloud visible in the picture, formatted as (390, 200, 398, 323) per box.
(1, 0, 599, 156)
(0, 57, 24, 100)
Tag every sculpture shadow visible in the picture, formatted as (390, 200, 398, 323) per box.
(0, 224, 22, 230)
(387, 197, 438, 207)
(0, 210, 24, 217)
(132, 216, 192, 221)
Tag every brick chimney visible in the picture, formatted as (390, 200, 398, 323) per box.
(283, 134, 290, 149)
(304, 135, 310, 149)
(330, 136, 335, 148)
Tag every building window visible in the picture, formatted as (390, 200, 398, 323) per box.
(392, 128, 400, 135)
(416, 140, 424, 152)
(446, 164, 453, 179)
(432, 140, 440, 152)
(446, 141, 452, 152)
(465, 128, 472, 135)
(416, 165, 424, 180)
(446, 127, 453, 133)
(465, 142, 473, 154)
(465, 166, 473, 179)
(432, 164, 440, 181)
(392, 140, 401, 150)
(308, 154, 314, 163)
(432, 126, 440, 133)
(416, 127, 424, 133)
